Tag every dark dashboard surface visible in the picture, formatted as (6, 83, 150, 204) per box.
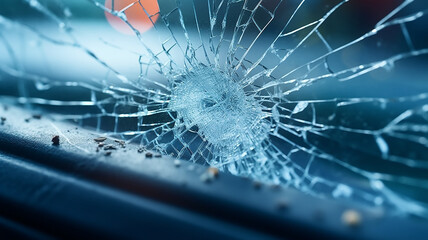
(0, 105, 427, 239)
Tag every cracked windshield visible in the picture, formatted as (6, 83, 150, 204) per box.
(1, 0, 428, 219)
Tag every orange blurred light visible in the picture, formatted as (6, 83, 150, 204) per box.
(105, 0, 159, 35)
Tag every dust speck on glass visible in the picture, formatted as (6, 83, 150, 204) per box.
(1, 0, 428, 217)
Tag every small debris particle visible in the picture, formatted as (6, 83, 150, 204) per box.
(270, 184, 281, 190)
(98, 142, 105, 148)
(200, 167, 219, 183)
(154, 153, 162, 158)
(137, 147, 146, 153)
(94, 137, 107, 143)
(253, 181, 262, 189)
(32, 114, 42, 119)
(114, 140, 126, 148)
(276, 200, 289, 211)
(207, 167, 219, 178)
(25, 118, 30, 123)
(0, 117, 5, 125)
(145, 152, 153, 158)
(342, 209, 362, 227)
(52, 135, 60, 146)
(174, 159, 181, 167)
(104, 151, 112, 156)
(104, 145, 117, 151)
(3, 105, 8, 111)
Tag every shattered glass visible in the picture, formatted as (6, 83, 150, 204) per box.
(1, 0, 428, 218)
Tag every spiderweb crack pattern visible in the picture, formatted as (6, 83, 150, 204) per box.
(1, 0, 428, 217)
